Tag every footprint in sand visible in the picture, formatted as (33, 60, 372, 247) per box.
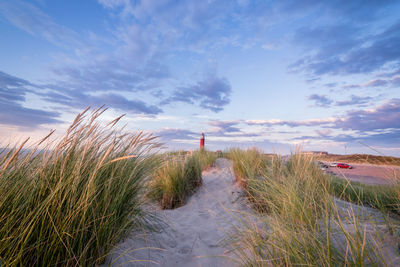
(198, 211, 210, 219)
(178, 245, 192, 254)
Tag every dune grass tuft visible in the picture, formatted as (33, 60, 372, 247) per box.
(0, 108, 160, 266)
(193, 149, 217, 170)
(149, 150, 216, 209)
(227, 148, 390, 266)
(328, 175, 400, 214)
(226, 148, 269, 186)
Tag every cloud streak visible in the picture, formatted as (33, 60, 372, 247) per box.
(249, 98, 400, 133)
(335, 98, 400, 131)
(40, 87, 163, 115)
(0, 0, 81, 48)
(163, 75, 232, 112)
(0, 71, 62, 128)
(335, 95, 373, 107)
(291, 13, 400, 77)
(246, 118, 337, 128)
(308, 94, 332, 107)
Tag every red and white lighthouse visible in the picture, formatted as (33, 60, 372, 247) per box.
(200, 133, 205, 149)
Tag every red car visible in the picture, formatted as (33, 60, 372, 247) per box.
(337, 163, 353, 169)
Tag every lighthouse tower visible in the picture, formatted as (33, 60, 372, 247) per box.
(200, 133, 205, 150)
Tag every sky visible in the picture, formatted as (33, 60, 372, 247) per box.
(1, 0, 400, 156)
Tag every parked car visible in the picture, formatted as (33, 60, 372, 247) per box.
(330, 162, 338, 167)
(337, 163, 353, 169)
(316, 161, 329, 170)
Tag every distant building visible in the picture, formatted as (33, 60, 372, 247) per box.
(302, 151, 328, 155)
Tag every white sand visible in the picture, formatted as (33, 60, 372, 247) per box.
(106, 158, 252, 266)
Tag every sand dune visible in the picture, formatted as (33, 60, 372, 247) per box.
(106, 158, 253, 266)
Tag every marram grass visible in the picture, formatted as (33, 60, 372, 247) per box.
(149, 150, 216, 209)
(0, 108, 160, 266)
(227, 148, 390, 266)
(193, 149, 217, 170)
(328, 175, 400, 215)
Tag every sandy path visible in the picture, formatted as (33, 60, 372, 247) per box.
(106, 158, 250, 266)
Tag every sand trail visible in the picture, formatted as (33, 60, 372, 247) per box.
(107, 158, 250, 266)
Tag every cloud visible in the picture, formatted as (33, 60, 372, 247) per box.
(335, 98, 400, 131)
(316, 129, 332, 136)
(297, 128, 400, 150)
(278, 0, 395, 21)
(307, 92, 373, 108)
(290, 130, 400, 154)
(98, 0, 131, 10)
(1, 0, 238, 118)
(324, 83, 337, 88)
(261, 42, 277, 50)
(156, 120, 262, 146)
(248, 98, 400, 133)
(155, 123, 261, 148)
(205, 120, 261, 138)
(0, 71, 61, 128)
(1, 69, 161, 131)
(335, 95, 373, 106)
(163, 75, 232, 112)
(342, 84, 361, 89)
(341, 75, 400, 90)
(246, 118, 337, 128)
(377, 69, 400, 78)
(308, 94, 332, 107)
(154, 126, 290, 152)
(40, 88, 163, 115)
(159, 97, 400, 151)
(96, 0, 251, 55)
(0, 70, 33, 88)
(48, 0, 243, 114)
(155, 128, 197, 142)
(0, 1, 173, 116)
(207, 120, 241, 133)
(293, 24, 361, 58)
(291, 16, 400, 76)
(364, 79, 388, 87)
(392, 76, 400, 86)
(0, 0, 81, 48)
(51, 57, 170, 93)
(89, 93, 162, 115)
(1, 1, 244, 115)
(0, 71, 31, 102)
(0, 101, 61, 128)
(332, 129, 400, 147)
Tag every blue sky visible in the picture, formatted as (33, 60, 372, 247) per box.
(1, 0, 400, 155)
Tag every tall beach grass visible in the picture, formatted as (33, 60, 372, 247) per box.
(328, 175, 400, 215)
(193, 149, 217, 170)
(0, 108, 160, 266)
(149, 150, 216, 209)
(227, 148, 392, 266)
